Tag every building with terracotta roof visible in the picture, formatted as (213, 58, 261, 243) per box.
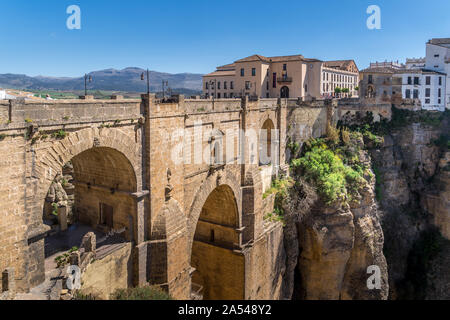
(203, 54, 359, 99)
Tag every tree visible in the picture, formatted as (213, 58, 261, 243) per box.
(342, 87, 350, 97)
(334, 87, 342, 97)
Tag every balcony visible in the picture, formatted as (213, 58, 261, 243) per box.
(277, 76, 292, 83)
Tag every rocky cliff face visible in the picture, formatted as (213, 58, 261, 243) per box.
(280, 109, 449, 300)
(280, 135, 389, 300)
(369, 116, 450, 300)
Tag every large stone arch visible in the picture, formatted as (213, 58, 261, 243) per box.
(32, 127, 141, 203)
(187, 167, 242, 257)
(188, 167, 245, 300)
(26, 127, 142, 287)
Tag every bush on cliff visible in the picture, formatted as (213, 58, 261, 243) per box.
(291, 134, 366, 205)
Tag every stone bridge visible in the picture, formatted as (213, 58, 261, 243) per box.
(0, 95, 333, 299)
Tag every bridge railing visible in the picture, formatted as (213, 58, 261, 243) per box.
(0, 98, 143, 127)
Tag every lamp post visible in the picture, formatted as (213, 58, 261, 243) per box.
(141, 69, 150, 95)
(162, 80, 168, 100)
(209, 79, 216, 110)
(84, 74, 92, 96)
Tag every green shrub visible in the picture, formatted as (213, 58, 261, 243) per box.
(292, 143, 364, 204)
(52, 130, 67, 139)
(111, 286, 173, 300)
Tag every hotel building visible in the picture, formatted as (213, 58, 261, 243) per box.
(203, 54, 359, 99)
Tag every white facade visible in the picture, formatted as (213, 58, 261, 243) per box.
(320, 67, 359, 97)
(405, 58, 425, 70)
(398, 71, 446, 111)
(425, 39, 450, 109)
(0, 90, 5, 100)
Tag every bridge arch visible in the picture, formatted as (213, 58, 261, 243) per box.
(27, 127, 142, 287)
(187, 168, 244, 300)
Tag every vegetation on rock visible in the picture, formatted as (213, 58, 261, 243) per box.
(111, 286, 173, 300)
(290, 125, 370, 205)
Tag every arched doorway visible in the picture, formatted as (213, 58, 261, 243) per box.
(42, 147, 138, 275)
(191, 185, 244, 300)
(280, 86, 289, 98)
(260, 119, 275, 165)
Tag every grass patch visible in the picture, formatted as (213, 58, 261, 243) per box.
(263, 178, 294, 225)
(111, 286, 172, 300)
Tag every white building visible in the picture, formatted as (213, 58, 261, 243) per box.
(405, 58, 425, 70)
(397, 69, 446, 111)
(0, 90, 5, 100)
(425, 38, 450, 110)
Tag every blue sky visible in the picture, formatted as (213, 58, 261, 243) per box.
(0, 0, 448, 77)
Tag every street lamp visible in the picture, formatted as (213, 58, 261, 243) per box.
(84, 74, 92, 96)
(162, 80, 168, 100)
(209, 79, 217, 110)
(141, 69, 150, 95)
(209, 79, 217, 99)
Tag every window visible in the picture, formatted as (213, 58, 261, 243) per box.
(217, 81, 221, 89)
(273, 73, 277, 88)
(425, 99, 430, 104)
(368, 75, 373, 84)
(210, 229, 215, 243)
(414, 77, 419, 85)
(240, 68, 245, 77)
(425, 88, 430, 97)
(266, 81, 269, 90)
(217, 93, 221, 98)
(438, 99, 441, 104)
(305, 84, 308, 92)
(438, 88, 441, 97)
(283, 64, 287, 71)
(266, 93, 269, 98)
(245, 81, 251, 90)
(230, 81, 234, 89)
(413, 90, 419, 99)
(426, 76, 431, 85)
(205, 82, 209, 90)
(405, 89, 411, 99)
(434, 54, 439, 58)
(439, 77, 442, 86)
(407, 77, 412, 85)
(224, 93, 227, 98)
(252, 68, 256, 76)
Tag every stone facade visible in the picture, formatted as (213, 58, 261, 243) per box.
(0, 95, 335, 299)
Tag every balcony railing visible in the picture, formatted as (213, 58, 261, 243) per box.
(277, 76, 293, 83)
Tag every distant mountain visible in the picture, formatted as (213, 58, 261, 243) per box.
(0, 67, 203, 95)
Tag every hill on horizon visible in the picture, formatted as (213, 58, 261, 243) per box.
(0, 67, 204, 95)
